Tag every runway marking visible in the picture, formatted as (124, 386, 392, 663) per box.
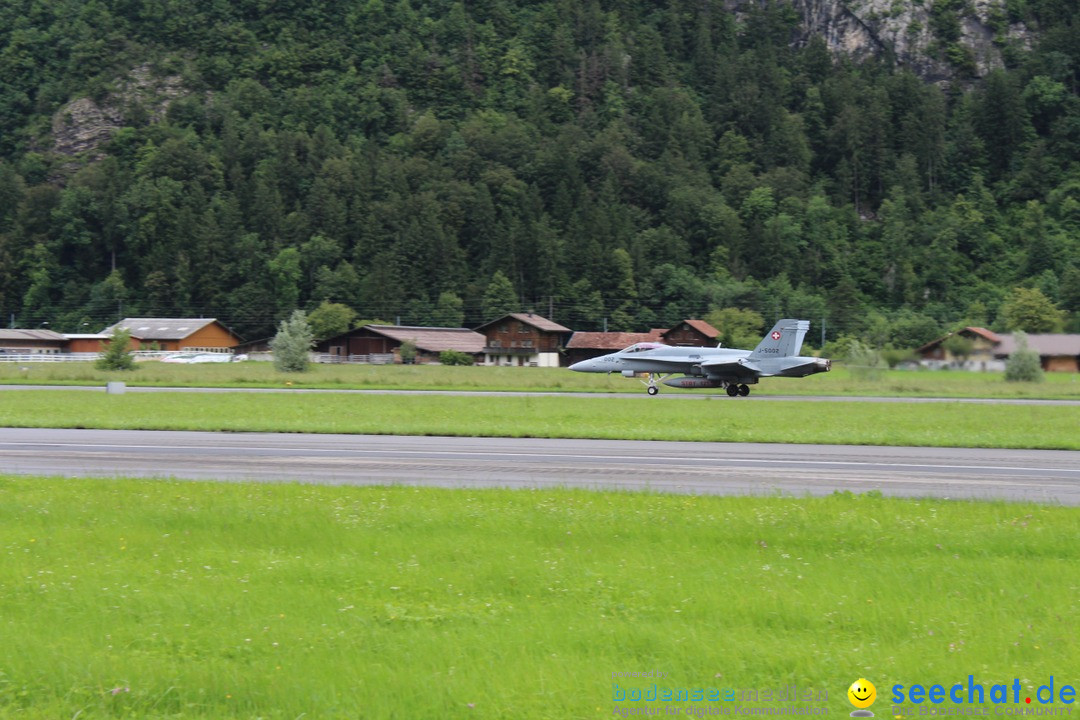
(1, 441, 1076, 476)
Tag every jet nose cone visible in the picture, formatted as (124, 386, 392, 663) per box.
(569, 360, 590, 372)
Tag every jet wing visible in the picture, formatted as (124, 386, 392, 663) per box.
(700, 357, 770, 378)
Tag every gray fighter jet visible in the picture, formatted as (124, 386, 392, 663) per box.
(568, 319, 830, 396)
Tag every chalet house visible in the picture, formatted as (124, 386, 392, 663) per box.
(315, 325, 486, 364)
(564, 330, 665, 367)
(0, 329, 68, 355)
(918, 327, 1080, 372)
(97, 318, 242, 352)
(917, 327, 1002, 371)
(474, 313, 571, 367)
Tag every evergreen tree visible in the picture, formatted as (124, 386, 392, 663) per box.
(0, 0, 1078, 340)
(270, 309, 314, 372)
(95, 328, 136, 371)
(481, 271, 518, 321)
(433, 291, 465, 327)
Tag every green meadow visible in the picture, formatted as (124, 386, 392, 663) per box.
(1, 361, 1079, 399)
(1, 478, 1076, 719)
(0, 389, 1077, 449)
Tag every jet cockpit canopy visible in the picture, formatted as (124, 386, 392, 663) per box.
(622, 342, 668, 353)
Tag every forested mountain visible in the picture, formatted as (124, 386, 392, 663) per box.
(1, 0, 1078, 347)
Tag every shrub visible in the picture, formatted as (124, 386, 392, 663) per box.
(843, 339, 887, 381)
(95, 328, 136, 371)
(307, 301, 357, 340)
(439, 350, 474, 366)
(399, 340, 417, 364)
(882, 347, 918, 368)
(1004, 331, 1043, 382)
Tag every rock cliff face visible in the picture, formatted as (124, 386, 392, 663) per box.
(46, 1, 1030, 171)
(733, 0, 1030, 82)
(51, 64, 186, 162)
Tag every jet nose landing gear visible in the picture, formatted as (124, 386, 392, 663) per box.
(641, 373, 667, 395)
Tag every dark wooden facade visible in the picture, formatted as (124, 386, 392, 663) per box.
(481, 319, 561, 354)
(662, 320, 719, 347)
(316, 325, 486, 364)
(320, 327, 398, 357)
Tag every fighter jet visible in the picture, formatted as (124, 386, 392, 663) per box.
(568, 319, 830, 396)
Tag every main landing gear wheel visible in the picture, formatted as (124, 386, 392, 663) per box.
(726, 384, 739, 397)
(647, 385, 659, 396)
(738, 384, 751, 396)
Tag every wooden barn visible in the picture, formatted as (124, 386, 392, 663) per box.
(65, 333, 118, 353)
(0, 329, 68, 355)
(98, 318, 242, 351)
(994, 334, 1080, 373)
(316, 325, 486, 364)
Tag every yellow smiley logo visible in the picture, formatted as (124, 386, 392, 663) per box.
(848, 678, 877, 709)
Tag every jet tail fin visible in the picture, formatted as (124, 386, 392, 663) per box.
(748, 319, 810, 359)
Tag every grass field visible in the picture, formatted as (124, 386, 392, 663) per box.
(1, 477, 1075, 719)
(1, 389, 1078, 449)
(2, 361, 1079, 399)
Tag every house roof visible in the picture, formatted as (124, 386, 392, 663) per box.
(0, 329, 67, 342)
(101, 318, 222, 340)
(566, 330, 666, 351)
(917, 326, 1002, 353)
(964, 327, 1001, 343)
(364, 326, 487, 354)
(666, 319, 720, 339)
(475, 313, 572, 333)
(995, 334, 1080, 357)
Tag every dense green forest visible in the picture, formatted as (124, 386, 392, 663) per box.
(1, 0, 1078, 347)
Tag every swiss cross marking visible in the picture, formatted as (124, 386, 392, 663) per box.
(771, 331, 781, 340)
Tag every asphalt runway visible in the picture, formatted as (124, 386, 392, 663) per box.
(1, 384, 1079, 405)
(2, 428, 1077, 504)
